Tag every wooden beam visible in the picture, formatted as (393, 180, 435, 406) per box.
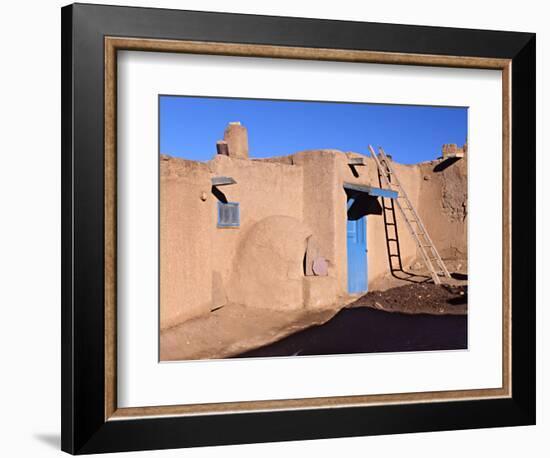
(212, 176, 237, 186)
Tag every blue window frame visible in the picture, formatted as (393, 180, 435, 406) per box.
(217, 202, 240, 228)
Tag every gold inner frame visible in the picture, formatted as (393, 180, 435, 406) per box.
(104, 36, 512, 421)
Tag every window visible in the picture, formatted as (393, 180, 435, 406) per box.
(217, 202, 240, 228)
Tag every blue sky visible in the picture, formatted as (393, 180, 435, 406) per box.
(159, 96, 467, 164)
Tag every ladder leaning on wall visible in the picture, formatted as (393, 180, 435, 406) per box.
(368, 145, 452, 285)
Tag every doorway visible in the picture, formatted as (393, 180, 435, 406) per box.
(347, 197, 368, 294)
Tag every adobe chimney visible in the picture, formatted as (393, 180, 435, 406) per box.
(223, 122, 249, 159)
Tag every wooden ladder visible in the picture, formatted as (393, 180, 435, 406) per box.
(368, 145, 451, 285)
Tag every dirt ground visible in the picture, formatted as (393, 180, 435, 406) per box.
(160, 299, 353, 361)
(161, 261, 468, 360)
(349, 282, 467, 315)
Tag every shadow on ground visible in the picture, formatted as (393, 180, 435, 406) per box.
(234, 306, 467, 359)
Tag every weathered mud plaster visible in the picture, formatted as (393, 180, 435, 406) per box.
(159, 129, 468, 330)
(417, 150, 468, 260)
(160, 156, 213, 330)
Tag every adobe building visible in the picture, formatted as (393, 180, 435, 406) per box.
(160, 122, 467, 330)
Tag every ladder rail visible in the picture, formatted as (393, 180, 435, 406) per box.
(368, 145, 451, 283)
(378, 148, 451, 278)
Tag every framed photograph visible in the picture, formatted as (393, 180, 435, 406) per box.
(61, 3, 535, 454)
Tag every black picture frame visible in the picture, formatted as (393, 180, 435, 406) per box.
(61, 3, 535, 454)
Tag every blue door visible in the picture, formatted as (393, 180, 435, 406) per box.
(347, 199, 367, 294)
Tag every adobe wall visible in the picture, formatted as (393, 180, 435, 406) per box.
(352, 153, 468, 285)
(353, 155, 467, 286)
(286, 149, 466, 293)
(160, 146, 467, 329)
(416, 157, 468, 260)
(208, 154, 306, 310)
(159, 156, 214, 330)
(292, 151, 343, 301)
(242, 148, 467, 296)
(263, 149, 423, 296)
